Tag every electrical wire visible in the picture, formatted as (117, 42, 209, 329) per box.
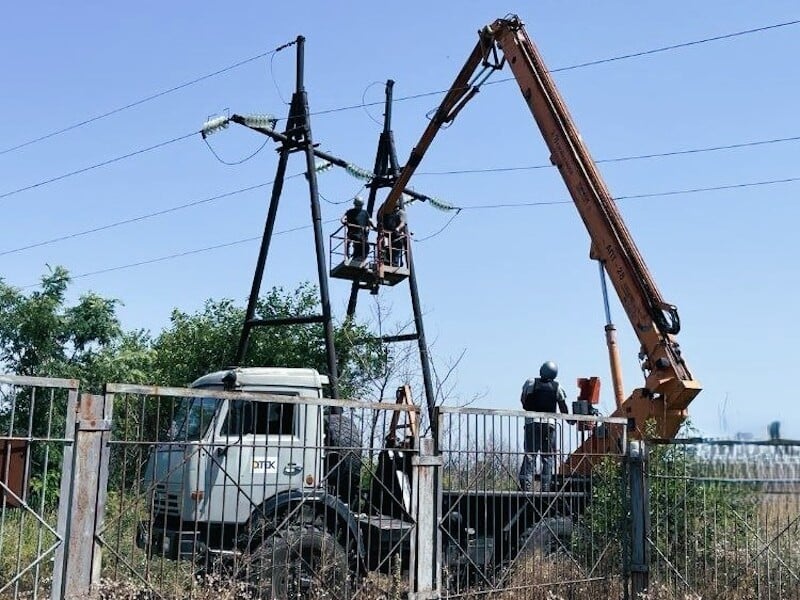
(1, 19, 794, 202)
(416, 133, 800, 176)
(320, 190, 357, 206)
(616, 174, 800, 201)
(0, 177, 309, 257)
(361, 81, 386, 126)
(203, 136, 271, 165)
(2, 16, 794, 162)
(414, 210, 462, 242)
(549, 18, 800, 73)
(458, 173, 800, 210)
(320, 183, 367, 206)
(270, 50, 290, 105)
(20, 219, 339, 289)
(17, 171, 800, 287)
(0, 51, 276, 157)
(0, 131, 196, 202)
(285, 17, 800, 121)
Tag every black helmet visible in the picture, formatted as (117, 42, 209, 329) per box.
(539, 361, 558, 380)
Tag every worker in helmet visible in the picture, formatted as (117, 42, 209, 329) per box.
(518, 361, 570, 492)
(342, 196, 374, 261)
(381, 198, 407, 267)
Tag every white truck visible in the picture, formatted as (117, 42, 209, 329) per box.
(137, 367, 578, 599)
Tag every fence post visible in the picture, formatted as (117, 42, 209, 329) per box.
(51, 388, 79, 600)
(60, 394, 113, 599)
(628, 440, 650, 598)
(410, 436, 442, 600)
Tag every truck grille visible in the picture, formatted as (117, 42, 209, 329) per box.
(152, 484, 180, 516)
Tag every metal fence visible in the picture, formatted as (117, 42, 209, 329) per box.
(0, 375, 79, 600)
(645, 439, 800, 599)
(95, 383, 421, 600)
(435, 406, 629, 599)
(5, 374, 799, 600)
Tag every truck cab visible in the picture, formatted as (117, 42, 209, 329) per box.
(140, 367, 329, 559)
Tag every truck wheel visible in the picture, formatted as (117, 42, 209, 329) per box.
(246, 526, 351, 600)
(325, 413, 363, 505)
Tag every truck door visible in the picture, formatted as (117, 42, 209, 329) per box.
(201, 395, 321, 524)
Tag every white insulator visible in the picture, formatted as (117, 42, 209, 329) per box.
(242, 114, 277, 130)
(201, 115, 230, 138)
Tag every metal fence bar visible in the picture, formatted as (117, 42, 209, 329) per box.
(50, 388, 79, 600)
(0, 376, 79, 390)
(105, 383, 416, 411)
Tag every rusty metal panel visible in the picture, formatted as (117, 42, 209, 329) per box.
(0, 439, 28, 507)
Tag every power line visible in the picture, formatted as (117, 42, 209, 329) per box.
(414, 210, 461, 242)
(0, 177, 309, 257)
(0, 50, 276, 157)
(21, 219, 338, 289)
(458, 173, 800, 210)
(550, 18, 800, 73)
(617, 174, 800, 201)
(0, 15, 793, 169)
(0, 131, 196, 202)
(2, 18, 794, 202)
(203, 136, 271, 165)
(4, 145, 798, 256)
(416, 133, 800, 176)
(19, 173, 800, 286)
(299, 17, 800, 120)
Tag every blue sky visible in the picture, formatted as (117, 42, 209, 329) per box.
(2, 1, 798, 439)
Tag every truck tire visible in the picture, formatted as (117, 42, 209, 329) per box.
(325, 413, 363, 506)
(246, 525, 351, 600)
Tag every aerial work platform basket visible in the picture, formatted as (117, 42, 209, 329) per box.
(330, 224, 409, 289)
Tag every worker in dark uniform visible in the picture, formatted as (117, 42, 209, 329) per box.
(381, 198, 407, 267)
(341, 197, 374, 261)
(518, 361, 570, 491)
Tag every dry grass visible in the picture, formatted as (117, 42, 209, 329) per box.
(6, 486, 800, 600)
(87, 574, 252, 600)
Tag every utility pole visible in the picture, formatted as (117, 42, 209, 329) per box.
(234, 36, 340, 397)
(343, 80, 437, 436)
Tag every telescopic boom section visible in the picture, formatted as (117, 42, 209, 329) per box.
(379, 16, 701, 441)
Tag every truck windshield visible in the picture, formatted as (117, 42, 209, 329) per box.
(171, 397, 220, 440)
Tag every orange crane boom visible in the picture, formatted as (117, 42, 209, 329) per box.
(378, 16, 701, 451)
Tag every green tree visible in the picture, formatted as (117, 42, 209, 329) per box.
(0, 266, 152, 388)
(0, 268, 152, 509)
(152, 282, 384, 397)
